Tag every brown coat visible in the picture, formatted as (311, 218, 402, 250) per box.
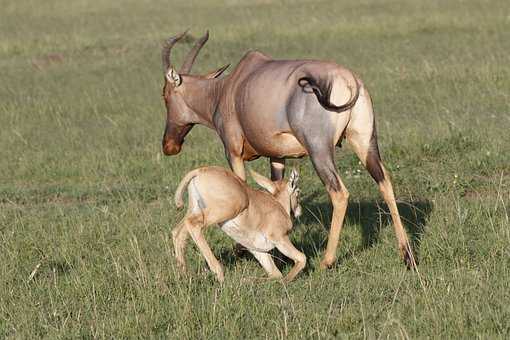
(161, 31, 417, 270)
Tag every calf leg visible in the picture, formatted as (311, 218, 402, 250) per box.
(171, 218, 190, 271)
(270, 157, 286, 181)
(274, 237, 306, 283)
(249, 250, 283, 279)
(185, 213, 225, 282)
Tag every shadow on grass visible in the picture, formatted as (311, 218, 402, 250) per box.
(295, 192, 434, 267)
(217, 192, 433, 274)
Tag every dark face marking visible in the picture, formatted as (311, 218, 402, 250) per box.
(162, 122, 193, 155)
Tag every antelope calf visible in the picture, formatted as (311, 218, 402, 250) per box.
(172, 166, 305, 283)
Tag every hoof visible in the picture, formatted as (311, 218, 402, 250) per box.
(233, 243, 249, 258)
(319, 257, 335, 269)
(403, 244, 418, 270)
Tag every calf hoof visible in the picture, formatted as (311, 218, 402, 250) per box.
(176, 263, 187, 273)
(282, 277, 294, 284)
(233, 243, 250, 258)
(214, 270, 225, 284)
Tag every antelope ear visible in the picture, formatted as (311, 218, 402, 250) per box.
(204, 64, 230, 79)
(166, 68, 182, 86)
(288, 168, 299, 190)
(249, 169, 276, 194)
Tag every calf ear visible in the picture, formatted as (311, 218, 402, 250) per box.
(288, 168, 299, 189)
(204, 64, 230, 79)
(249, 169, 276, 194)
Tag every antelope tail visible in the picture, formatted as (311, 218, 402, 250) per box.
(174, 168, 202, 209)
(298, 72, 359, 112)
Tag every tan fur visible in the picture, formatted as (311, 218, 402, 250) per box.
(174, 168, 203, 209)
(172, 166, 304, 283)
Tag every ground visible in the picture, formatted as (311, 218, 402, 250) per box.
(1, 0, 509, 338)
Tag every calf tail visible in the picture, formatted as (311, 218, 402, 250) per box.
(174, 168, 203, 209)
(298, 71, 359, 112)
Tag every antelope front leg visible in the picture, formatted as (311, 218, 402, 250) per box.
(227, 153, 250, 258)
(229, 154, 246, 181)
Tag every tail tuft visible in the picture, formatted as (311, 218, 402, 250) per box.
(175, 196, 184, 209)
(298, 72, 359, 112)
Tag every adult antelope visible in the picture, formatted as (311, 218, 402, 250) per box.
(161, 30, 417, 269)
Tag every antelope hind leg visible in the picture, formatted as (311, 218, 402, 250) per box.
(346, 86, 417, 268)
(308, 147, 350, 269)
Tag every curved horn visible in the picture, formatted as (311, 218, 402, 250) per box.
(161, 30, 188, 73)
(180, 30, 209, 74)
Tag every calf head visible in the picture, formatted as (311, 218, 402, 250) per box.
(250, 168, 302, 218)
(161, 30, 229, 155)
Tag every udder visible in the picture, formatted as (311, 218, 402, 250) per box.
(243, 132, 307, 159)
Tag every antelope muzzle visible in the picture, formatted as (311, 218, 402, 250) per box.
(162, 138, 182, 155)
(161, 123, 192, 156)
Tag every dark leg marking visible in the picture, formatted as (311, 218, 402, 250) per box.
(270, 158, 286, 181)
(365, 129, 385, 183)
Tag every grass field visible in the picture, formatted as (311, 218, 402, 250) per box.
(1, 0, 509, 338)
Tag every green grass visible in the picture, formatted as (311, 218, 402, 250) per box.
(1, 0, 509, 338)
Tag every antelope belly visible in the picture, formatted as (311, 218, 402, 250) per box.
(220, 219, 273, 252)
